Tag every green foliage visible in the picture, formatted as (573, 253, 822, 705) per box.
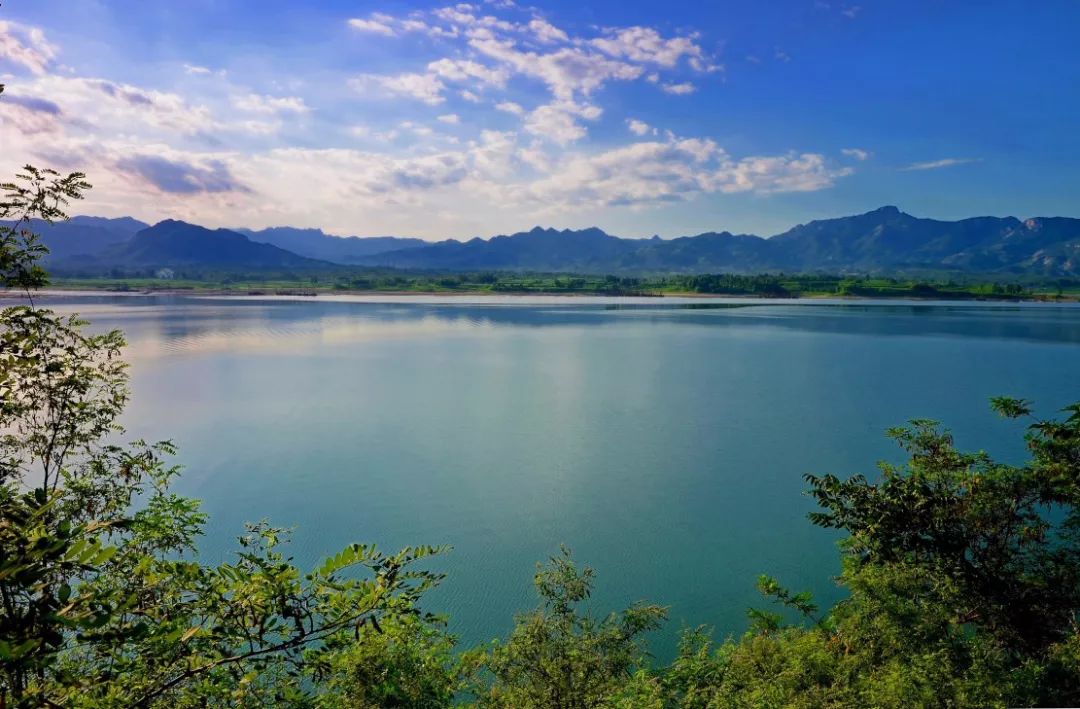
(49, 269, 1080, 301)
(746, 576, 820, 634)
(0, 164, 447, 707)
(647, 398, 1080, 709)
(0, 308, 128, 492)
(315, 615, 466, 708)
(474, 547, 667, 709)
(808, 406, 1080, 655)
(1, 166, 91, 293)
(0, 486, 131, 705)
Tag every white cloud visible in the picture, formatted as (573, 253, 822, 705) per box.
(232, 93, 310, 114)
(524, 100, 602, 145)
(8, 75, 218, 137)
(495, 101, 526, 115)
(901, 157, 978, 171)
(527, 18, 569, 44)
(339, 6, 721, 139)
(841, 148, 870, 161)
(511, 140, 851, 211)
(351, 72, 446, 105)
(427, 4, 519, 38)
(235, 120, 280, 136)
(427, 58, 508, 87)
(0, 92, 64, 135)
(0, 21, 57, 75)
(0, 6, 855, 237)
(350, 58, 506, 109)
(3, 94, 855, 236)
(433, 4, 481, 26)
(348, 17, 397, 36)
(470, 37, 643, 99)
(397, 17, 461, 37)
(710, 153, 851, 194)
(399, 121, 435, 137)
(627, 119, 654, 136)
(660, 81, 696, 95)
(525, 106, 585, 144)
(591, 26, 704, 68)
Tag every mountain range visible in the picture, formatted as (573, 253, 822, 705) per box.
(232, 227, 426, 264)
(110, 221, 328, 269)
(32, 207, 1080, 277)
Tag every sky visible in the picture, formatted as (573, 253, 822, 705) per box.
(1, 1, 1079, 240)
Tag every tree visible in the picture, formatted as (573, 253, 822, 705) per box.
(804, 397, 1080, 706)
(0, 165, 446, 707)
(475, 547, 667, 709)
(656, 398, 1080, 709)
(314, 614, 466, 709)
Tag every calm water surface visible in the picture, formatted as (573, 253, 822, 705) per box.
(25, 294, 1080, 658)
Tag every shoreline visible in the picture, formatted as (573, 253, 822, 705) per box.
(2, 285, 1076, 304)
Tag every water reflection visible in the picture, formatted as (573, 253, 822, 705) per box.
(19, 293, 1080, 355)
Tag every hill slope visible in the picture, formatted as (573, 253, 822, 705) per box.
(34, 216, 149, 263)
(96, 220, 333, 269)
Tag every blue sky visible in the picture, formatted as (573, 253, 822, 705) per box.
(1, 1, 1078, 239)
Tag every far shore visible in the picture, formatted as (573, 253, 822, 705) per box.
(2, 285, 1077, 304)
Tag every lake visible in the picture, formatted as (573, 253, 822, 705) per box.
(24, 293, 1080, 659)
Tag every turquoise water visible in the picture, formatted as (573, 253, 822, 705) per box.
(29, 294, 1080, 659)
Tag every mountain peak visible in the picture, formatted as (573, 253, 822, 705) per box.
(117, 220, 329, 269)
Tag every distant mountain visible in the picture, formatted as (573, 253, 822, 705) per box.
(34, 216, 149, 263)
(618, 231, 774, 272)
(764, 207, 1080, 275)
(237, 227, 425, 263)
(767, 206, 1017, 270)
(68, 216, 149, 234)
(92, 220, 332, 269)
(358, 226, 642, 272)
(361, 207, 1080, 276)
(37, 208, 1080, 276)
(360, 227, 779, 273)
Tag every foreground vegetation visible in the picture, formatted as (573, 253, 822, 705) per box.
(5, 167, 1080, 707)
(47, 271, 1080, 301)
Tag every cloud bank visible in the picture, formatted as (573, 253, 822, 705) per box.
(0, 6, 857, 237)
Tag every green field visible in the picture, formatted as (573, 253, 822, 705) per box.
(48, 270, 1080, 301)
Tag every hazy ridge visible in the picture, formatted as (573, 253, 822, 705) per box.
(35, 206, 1080, 276)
